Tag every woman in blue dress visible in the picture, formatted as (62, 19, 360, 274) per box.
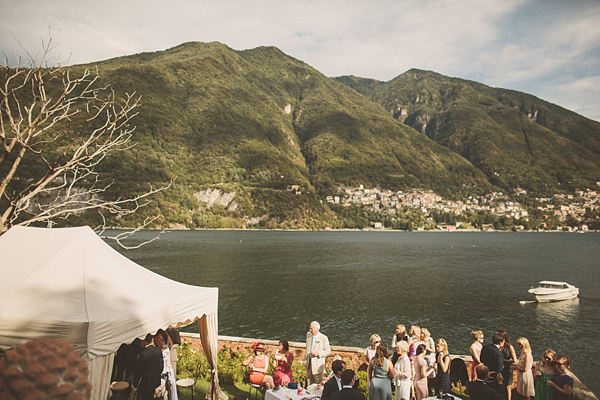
(367, 342, 396, 400)
(547, 356, 574, 400)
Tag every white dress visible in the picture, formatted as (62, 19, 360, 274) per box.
(162, 347, 178, 400)
(394, 354, 411, 400)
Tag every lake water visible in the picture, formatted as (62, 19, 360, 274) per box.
(110, 230, 600, 394)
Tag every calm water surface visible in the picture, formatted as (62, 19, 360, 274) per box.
(110, 230, 600, 394)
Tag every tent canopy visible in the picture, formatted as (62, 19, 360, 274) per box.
(0, 226, 218, 359)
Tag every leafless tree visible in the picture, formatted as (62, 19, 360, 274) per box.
(0, 40, 170, 244)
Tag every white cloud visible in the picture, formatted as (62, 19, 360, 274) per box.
(1, 0, 598, 120)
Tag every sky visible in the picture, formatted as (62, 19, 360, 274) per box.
(1, 0, 599, 121)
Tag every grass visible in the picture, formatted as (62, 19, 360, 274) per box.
(176, 379, 267, 400)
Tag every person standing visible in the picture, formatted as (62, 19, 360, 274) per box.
(167, 327, 181, 376)
(480, 331, 505, 393)
(322, 359, 346, 400)
(498, 330, 518, 400)
(364, 334, 381, 365)
(470, 330, 484, 381)
(367, 343, 395, 400)
(391, 325, 408, 365)
(514, 337, 535, 400)
(155, 332, 178, 400)
(134, 334, 163, 400)
(547, 356, 573, 400)
(331, 370, 366, 400)
(435, 338, 451, 395)
(304, 321, 331, 385)
(534, 349, 557, 400)
(393, 341, 411, 400)
(412, 344, 436, 400)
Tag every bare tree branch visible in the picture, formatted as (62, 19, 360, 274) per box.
(0, 37, 170, 239)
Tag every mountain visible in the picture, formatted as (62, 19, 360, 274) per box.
(75, 43, 495, 228)
(336, 70, 600, 194)
(6, 43, 600, 229)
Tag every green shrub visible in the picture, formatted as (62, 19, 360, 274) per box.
(291, 361, 306, 384)
(177, 342, 210, 381)
(217, 345, 249, 385)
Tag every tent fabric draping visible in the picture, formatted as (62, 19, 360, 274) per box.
(0, 226, 225, 399)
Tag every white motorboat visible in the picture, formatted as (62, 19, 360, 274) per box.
(528, 281, 579, 302)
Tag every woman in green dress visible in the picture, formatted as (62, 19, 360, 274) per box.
(534, 349, 557, 400)
(367, 342, 396, 400)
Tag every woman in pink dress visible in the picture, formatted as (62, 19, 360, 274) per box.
(412, 344, 437, 400)
(514, 337, 535, 400)
(469, 330, 484, 381)
(273, 339, 294, 387)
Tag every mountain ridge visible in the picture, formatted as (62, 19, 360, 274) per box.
(6, 41, 600, 229)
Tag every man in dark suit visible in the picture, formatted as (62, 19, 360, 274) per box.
(134, 334, 163, 400)
(466, 365, 507, 400)
(322, 359, 346, 400)
(479, 331, 505, 393)
(331, 370, 365, 400)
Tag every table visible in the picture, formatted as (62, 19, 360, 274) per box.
(265, 387, 320, 400)
(176, 378, 195, 400)
(424, 394, 460, 399)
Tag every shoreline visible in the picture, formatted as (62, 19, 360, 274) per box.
(180, 333, 598, 400)
(106, 227, 600, 233)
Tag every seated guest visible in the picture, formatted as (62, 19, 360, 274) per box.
(322, 359, 346, 400)
(466, 364, 507, 400)
(273, 339, 294, 387)
(331, 369, 366, 400)
(242, 342, 274, 389)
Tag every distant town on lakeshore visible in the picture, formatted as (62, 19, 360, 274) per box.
(315, 184, 600, 232)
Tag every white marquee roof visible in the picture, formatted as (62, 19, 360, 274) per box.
(0, 226, 218, 359)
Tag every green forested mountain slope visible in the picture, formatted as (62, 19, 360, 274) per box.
(77, 43, 492, 227)
(8, 43, 600, 229)
(336, 70, 600, 194)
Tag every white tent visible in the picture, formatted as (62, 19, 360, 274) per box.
(0, 226, 227, 400)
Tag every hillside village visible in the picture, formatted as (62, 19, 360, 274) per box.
(321, 184, 600, 231)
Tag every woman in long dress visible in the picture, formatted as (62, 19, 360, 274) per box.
(469, 330, 484, 381)
(367, 342, 396, 400)
(498, 330, 518, 400)
(394, 341, 411, 400)
(273, 339, 294, 387)
(412, 344, 437, 400)
(534, 349, 557, 400)
(515, 337, 535, 400)
(155, 331, 178, 400)
(435, 339, 451, 395)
